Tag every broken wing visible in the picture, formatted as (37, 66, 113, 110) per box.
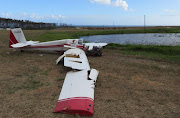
(54, 48, 99, 116)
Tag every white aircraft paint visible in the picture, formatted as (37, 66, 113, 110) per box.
(56, 48, 90, 70)
(85, 43, 108, 50)
(54, 48, 99, 116)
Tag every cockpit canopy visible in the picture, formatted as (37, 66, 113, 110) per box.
(78, 39, 83, 45)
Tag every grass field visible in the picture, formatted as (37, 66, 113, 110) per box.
(0, 29, 180, 118)
(107, 43, 180, 63)
(26, 26, 180, 41)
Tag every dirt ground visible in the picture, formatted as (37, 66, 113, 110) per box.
(0, 30, 180, 118)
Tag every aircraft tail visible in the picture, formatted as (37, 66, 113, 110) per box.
(9, 28, 27, 48)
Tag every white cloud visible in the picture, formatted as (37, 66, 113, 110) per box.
(0, 12, 66, 23)
(112, 0, 128, 10)
(89, 0, 129, 10)
(89, 0, 111, 5)
(1, 12, 12, 18)
(163, 9, 176, 14)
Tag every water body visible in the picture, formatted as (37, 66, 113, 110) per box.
(81, 33, 180, 46)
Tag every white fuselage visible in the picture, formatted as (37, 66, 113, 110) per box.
(9, 28, 107, 53)
(17, 39, 84, 51)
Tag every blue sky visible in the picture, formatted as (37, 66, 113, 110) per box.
(0, 0, 180, 26)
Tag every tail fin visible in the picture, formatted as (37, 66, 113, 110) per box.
(9, 28, 27, 48)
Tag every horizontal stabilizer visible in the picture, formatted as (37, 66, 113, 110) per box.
(11, 41, 39, 48)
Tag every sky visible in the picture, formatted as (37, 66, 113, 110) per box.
(0, 0, 180, 26)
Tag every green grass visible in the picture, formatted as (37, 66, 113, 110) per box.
(21, 78, 44, 90)
(7, 71, 44, 94)
(27, 27, 180, 42)
(7, 78, 44, 94)
(41, 70, 50, 76)
(107, 43, 180, 63)
(56, 77, 64, 81)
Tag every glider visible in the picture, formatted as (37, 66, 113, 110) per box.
(9, 28, 107, 56)
(9, 28, 107, 116)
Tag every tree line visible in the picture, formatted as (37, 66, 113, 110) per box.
(0, 17, 69, 30)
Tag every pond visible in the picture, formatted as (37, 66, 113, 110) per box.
(81, 33, 180, 46)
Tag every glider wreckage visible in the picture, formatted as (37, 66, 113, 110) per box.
(9, 28, 107, 116)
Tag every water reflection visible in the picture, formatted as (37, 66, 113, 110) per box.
(81, 33, 180, 46)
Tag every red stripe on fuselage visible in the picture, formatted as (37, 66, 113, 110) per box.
(24, 44, 64, 49)
(76, 45, 84, 48)
(20, 44, 84, 49)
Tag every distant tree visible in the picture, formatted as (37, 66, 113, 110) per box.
(0, 17, 60, 30)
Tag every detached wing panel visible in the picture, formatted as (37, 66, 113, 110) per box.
(53, 69, 99, 116)
(54, 49, 99, 116)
